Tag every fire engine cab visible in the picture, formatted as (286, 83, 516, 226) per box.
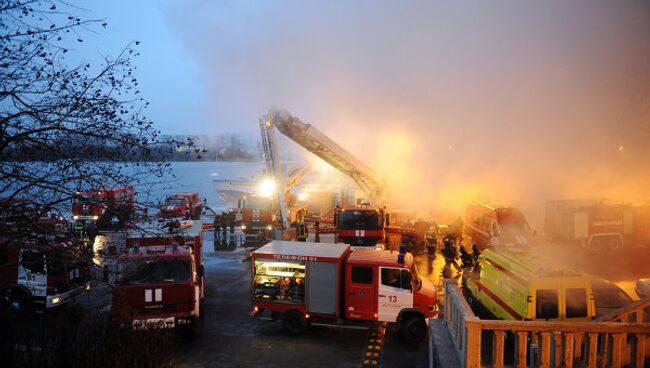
(0, 242, 91, 314)
(463, 203, 532, 250)
(112, 220, 205, 335)
(158, 192, 203, 220)
(334, 206, 389, 248)
(72, 187, 135, 228)
(250, 241, 437, 344)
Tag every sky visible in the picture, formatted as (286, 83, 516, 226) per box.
(72, 1, 650, 217)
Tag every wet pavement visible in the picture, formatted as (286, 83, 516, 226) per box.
(85, 230, 650, 367)
(172, 250, 433, 368)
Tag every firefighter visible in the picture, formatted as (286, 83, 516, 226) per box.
(426, 228, 437, 258)
(73, 219, 85, 239)
(472, 244, 481, 263)
(219, 213, 227, 248)
(459, 246, 474, 268)
(442, 236, 460, 270)
(228, 211, 236, 248)
(296, 220, 308, 242)
(84, 220, 98, 253)
(213, 213, 222, 249)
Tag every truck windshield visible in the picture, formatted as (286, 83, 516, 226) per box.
(243, 197, 272, 210)
(166, 198, 186, 206)
(499, 223, 532, 236)
(339, 210, 382, 230)
(21, 250, 45, 274)
(497, 211, 532, 236)
(119, 259, 191, 284)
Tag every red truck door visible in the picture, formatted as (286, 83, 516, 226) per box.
(345, 265, 377, 320)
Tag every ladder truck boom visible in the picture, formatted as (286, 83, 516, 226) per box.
(265, 108, 384, 202)
(259, 118, 290, 229)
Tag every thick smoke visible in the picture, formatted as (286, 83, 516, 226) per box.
(166, 0, 650, 225)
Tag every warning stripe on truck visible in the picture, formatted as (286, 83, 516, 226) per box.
(484, 258, 528, 287)
(473, 280, 524, 321)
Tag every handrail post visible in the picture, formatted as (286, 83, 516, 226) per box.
(540, 331, 551, 368)
(564, 332, 575, 368)
(465, 319, 482, 368)
(611, 333, 624, 368)
(516, 331, 528, 368)
(587, 333, 599, 368)
(493, 330, 505, 368)
(635, 333, 646, 368)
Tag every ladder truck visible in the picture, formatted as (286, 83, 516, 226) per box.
(260, 109, 391, 246)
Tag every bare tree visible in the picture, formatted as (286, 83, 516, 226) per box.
(0, 1, 186, 364)
(0, 0, 175, 232)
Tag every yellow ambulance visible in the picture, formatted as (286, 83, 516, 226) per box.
(464, 247, 596, 321)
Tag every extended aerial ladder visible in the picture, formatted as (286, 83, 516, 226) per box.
(260, 108, 385, 229)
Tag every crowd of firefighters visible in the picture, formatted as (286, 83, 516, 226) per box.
(212, 211, 238, 249)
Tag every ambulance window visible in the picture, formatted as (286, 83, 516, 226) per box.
(536, 289, 558, 319)
(381, 268, 401, 288)
(351, 266, 373, 284)
(400, 269, 412, 291)
(566, 288, 588, 318)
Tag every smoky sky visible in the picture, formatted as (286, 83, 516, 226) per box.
(165, 0, 650, 215)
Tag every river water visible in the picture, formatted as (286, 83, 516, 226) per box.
(154, 161, 264, 211)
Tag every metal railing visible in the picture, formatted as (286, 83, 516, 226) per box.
(441, 279, 650, 367)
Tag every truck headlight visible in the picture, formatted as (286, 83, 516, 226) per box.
(241, 225, 247, 230)
(92, 215, 99, 220)
(85, 283, 91, 291)
(51, 297, 61, 304)
(266, 225, 273, 231)
(73, 215, 79, 220)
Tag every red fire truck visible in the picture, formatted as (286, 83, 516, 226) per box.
(0, 241, 91, 314)
(112, 220, 205, 335)
(250, 241, 437, 344)
(545, 199, 634, 250)
(334, 206, 390, 247)
(158, 192, 203, 220)
(235, 195, 276, 245)
(72, 187, 135, 227)
(463, 203, 532, 250)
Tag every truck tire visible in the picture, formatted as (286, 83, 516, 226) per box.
(184, 301, 204, 340)
(283, 310, 309, 336)
(401, 316, 427, 344)
(1, 288, 31, 317)
(192, 207, 202, 220)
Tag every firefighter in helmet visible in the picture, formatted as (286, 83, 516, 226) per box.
(219, 212, 227, 247)
(296, 214, 308, 242)
(228, 211, 236, 248)
(426, 227, 437, 258)
(74, 219, 85, 239)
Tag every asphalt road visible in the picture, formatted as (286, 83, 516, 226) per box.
(172, 250, 430, 368)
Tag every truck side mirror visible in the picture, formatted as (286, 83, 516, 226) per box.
(199, 265, 205, 278)
(385, 213, 390, 227)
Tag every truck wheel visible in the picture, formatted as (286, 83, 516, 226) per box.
(192, 209, 201, 220)
(401, 316, 427, 344)
(283, 310, 309, 336)
(184, 301, 204, 340)
(1, 288, 31, 317)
